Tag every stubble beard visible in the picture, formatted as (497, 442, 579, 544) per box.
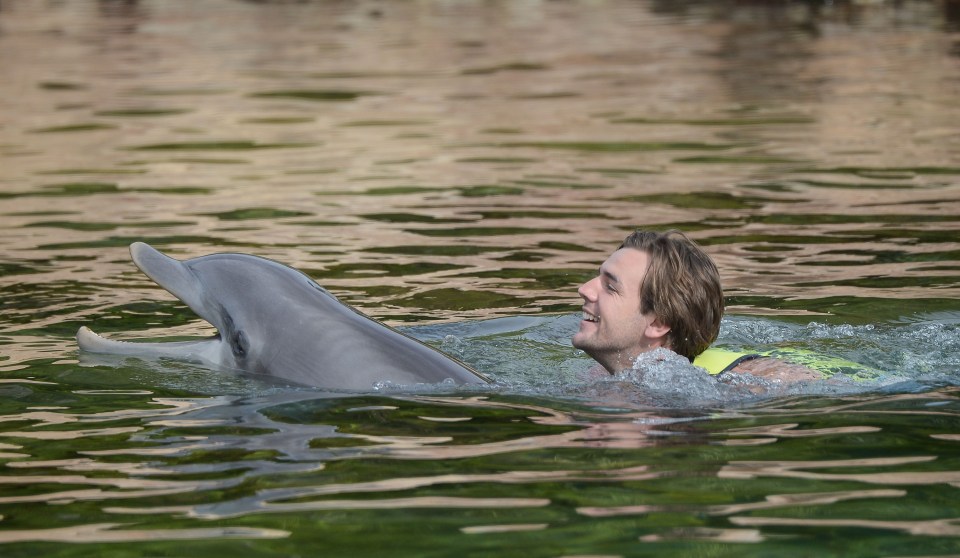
(572, 326, 616, 371)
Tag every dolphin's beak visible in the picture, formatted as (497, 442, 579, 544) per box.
(130, 243, 216, 326)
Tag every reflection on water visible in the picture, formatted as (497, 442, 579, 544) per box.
(1, 0, 960, 555)
(1, 384, 960, 552)
(2, 0, 958, 325)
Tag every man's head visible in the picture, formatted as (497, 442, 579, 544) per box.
(572, 230, 723, 373)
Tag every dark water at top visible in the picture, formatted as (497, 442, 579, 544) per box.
(1, 1, 960, 556)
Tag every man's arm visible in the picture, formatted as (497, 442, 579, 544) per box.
(724, 357, 822, 382)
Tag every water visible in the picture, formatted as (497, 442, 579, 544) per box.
(1, 0, 960, 555)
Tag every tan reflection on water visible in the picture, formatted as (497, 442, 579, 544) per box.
(0, 386, 954, 547)
(0, 0, 957, 330)
(9, 457, 187, 476)
(719, 455, 960, 484)
(104, 466, 643, 520)
(0, 426, 143, 440)
(721, 422, 881, 437)
(363, 395, 671, 458)
(211, 495, 551, 515)
(577, 488, 905, 518)
(0, 523, 289, 544)
(0, 395, 254, 513)
(729, 516, 960, 537)
(0, 442, 27, 459)
(639, 527, 765, 543)
(0, 396, 234, 430)
(461, 523, 549, 534)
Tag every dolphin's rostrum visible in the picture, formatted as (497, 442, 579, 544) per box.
(77, 242, 491, 390)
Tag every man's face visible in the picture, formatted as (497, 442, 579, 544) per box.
(572, 248, 668, 373)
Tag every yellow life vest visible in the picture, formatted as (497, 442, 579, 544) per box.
(693, 348, 759, 375)
(694, 347, 880, 381)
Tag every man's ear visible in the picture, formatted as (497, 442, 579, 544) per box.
(645, 318, 671, 341)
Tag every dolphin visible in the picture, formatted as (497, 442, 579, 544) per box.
(76, 242, 491, 390)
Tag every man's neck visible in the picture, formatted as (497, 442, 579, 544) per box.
(594, 344, 673, 375)
(596, 352, 638, 375)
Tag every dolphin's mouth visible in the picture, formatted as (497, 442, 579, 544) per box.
(76, 325, 221, 360)
(76, 243, 223, 360)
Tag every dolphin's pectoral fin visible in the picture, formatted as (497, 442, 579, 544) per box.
(76, 326, 222, 362)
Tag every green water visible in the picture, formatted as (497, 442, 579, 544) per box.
(1, 0, 960, 556)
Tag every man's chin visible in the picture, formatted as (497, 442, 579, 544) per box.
(571, 332, 592, 351)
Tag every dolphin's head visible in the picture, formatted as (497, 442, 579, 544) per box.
(128, 242, 316, 375)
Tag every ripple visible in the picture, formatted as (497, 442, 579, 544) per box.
(0, 523, 289, 543)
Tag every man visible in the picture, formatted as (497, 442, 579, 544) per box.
(573, 230, 819, 381)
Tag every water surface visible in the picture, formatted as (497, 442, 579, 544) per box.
(1, 1, 960, 556)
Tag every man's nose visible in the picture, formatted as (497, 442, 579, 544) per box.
(578, 277, 598, 301)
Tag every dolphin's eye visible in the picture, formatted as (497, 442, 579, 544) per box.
(232, 330, 247, 358)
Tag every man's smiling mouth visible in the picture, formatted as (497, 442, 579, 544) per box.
(582, 310, 599, 323)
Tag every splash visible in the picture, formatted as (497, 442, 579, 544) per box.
(414, 313, 960, 408)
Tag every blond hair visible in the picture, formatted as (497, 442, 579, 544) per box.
(620, 230, 723, 361)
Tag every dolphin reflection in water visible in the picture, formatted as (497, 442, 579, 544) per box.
(77, 243, 491, 390)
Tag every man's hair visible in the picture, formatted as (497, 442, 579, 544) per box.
(620, 229, 723, 361)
